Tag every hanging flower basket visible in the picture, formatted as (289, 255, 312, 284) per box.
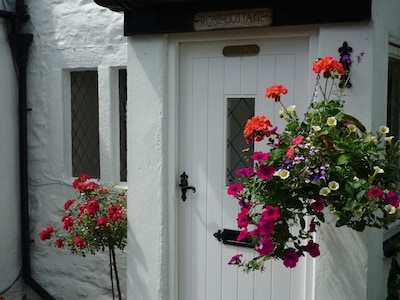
(227, 55, 400, 271)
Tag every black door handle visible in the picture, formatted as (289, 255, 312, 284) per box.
(179, 172, 196, 201)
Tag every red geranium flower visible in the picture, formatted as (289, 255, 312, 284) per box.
(244, 116, 274, 144)
(312, 56, 345, 76)
(265, 84, 288, 101)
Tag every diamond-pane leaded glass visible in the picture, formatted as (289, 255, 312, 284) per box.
(71, 71, 100, 178)
(119, 69, 127, 182)
(226, 97, 255, 184)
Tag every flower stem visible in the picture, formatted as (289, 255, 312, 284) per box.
(111, 244, 122, 300)
(109, 246, 115, 300)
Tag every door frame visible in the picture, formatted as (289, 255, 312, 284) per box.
(166, 26, 319, 300)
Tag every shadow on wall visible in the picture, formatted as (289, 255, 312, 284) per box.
(127, 228, 152, 299)
(316, 213, 368, 299)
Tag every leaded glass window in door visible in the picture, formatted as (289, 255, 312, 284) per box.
(226, 97, 255, 185)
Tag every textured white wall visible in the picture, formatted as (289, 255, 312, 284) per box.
(25, 0, 128, 298)
(0, 18, 23, 294)
(126, 36, 169, 300)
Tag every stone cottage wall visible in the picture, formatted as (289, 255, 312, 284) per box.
(0, 17, 23, 296)
(26, 0, 127, 298)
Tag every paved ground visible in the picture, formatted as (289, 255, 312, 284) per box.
(1, 278, 43, 300)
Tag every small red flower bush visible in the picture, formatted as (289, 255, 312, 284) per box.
(39, 174, 127, 255)
(39, 174, 127, 299)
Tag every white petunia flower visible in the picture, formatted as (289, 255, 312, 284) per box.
(327, 117, 337, 127)
(319, 187, 331, 197)
(379, 125, 390, 134)
(373, 166, 384, 176)
(385, 204, 396, 214)
(328, 181, 339, 191)
(279, 169, 290, 179)
(347, 124, 358, 133)
(312, 125, 321, 132)
(385, 136, 394, 144)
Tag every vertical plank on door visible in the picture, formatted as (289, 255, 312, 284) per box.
(206, 57, 224, 300)
(191, 57, 209, 300)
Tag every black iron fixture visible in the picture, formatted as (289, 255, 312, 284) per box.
(384, 231, 400, 257)
(179, 172, 196, 201)
(214, 228, 255, 248)
(338, 41, 353, 88)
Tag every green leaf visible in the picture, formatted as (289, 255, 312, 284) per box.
(337, 154, 350, 165)
(356, 190, 366, 201)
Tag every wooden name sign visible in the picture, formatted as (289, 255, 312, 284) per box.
(194, 8, 273, 31)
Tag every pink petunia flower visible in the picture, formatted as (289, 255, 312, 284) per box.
(283, 249, 299, 268)
(262, 205, 281, 221)
(367, 186, 384, 198)
(237, 228, 248, 242)
(235, 167, 254, 177)
(228, 254, 243, 264)
(257, 165, 276, 180)
(251, 151, 270, 162)
(305, 240, 320, 257)
(384, 191, 400, 207)
(237, 211, 250, 228)
(256, 237, 274, 256)
(311, 198, 325, 212)
(227, 182, 243, 197)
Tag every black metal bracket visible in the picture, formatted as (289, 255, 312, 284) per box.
(179, 172, 196, 201)
(213, 228, 255, 248)
(338, 41, 353, 88)
(384, 231, 400, 257)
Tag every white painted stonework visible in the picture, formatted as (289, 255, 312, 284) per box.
(21, 0, 127, 299)
(1, 0, 400, 299)
(0, 17, 23, 296)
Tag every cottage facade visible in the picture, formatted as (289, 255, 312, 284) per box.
(1, 0, 400, 299)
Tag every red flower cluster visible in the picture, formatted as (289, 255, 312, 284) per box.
(39, 226, 54, 240)
(265, 84, 288, 101)
(312, 56, 345, 76)
(72, 174, 99, 192)
(243, 116, 274, 144)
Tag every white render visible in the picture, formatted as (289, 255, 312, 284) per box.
(1, 0, 400, 299)
(23, 0, 128, 299)
(0, 17, 23, 296)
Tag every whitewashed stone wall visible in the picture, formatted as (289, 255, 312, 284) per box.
(125, 0, 400, 300)
(0, 17, 23, 296)
(26, 0, 127, 299)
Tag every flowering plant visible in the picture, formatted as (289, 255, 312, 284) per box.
(39, 174, 127, 299)
(227, 55, 400, 271)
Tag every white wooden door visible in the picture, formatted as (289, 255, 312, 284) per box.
(179, 37, 312, 300)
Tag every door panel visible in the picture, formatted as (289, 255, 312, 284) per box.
(179, 38, 311, 300)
